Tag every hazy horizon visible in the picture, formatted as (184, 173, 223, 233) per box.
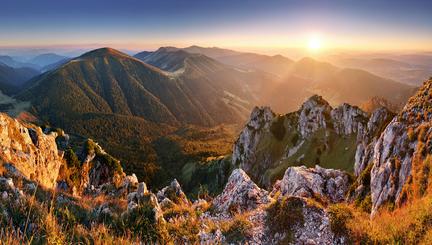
(1, 0, 431, 56)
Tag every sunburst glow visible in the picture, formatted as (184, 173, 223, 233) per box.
(308, 36, 321, 51)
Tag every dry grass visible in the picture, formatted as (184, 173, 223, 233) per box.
(332, 194, 432, 244)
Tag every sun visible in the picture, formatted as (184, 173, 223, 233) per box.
(308, 36, 321, 51)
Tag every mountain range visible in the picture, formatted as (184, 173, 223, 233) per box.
(0, 46, 416, 189)
(136, 46, 416, 113)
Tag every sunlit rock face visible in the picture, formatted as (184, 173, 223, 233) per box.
(370, 79, 432, 214)
(232, 106, 275, 172)
(0, 113, 63, 188)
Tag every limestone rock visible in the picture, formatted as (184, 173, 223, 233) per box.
(277, 165, 350, 203)
(157, 179, 189, 205)
(232, 106, 275, 172)
(0, 113, 63, 188)
(231, 95, 389, 188)
(123, 174, 138, 189)
(354, 107, 394, 176)
(370, 79, 432, 214)
(331, 103, 368, 136)
(213, 169, 271, 214)
(298, 95, 332, 138)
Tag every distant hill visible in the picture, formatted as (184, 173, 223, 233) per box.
(17, 47, 257, 186)
(135, 47, 195, 72)
(28, 53, 69, 67)
(0, 63, 39, 95)
(0, 55, 39, 70)
(259, 57, 416, 113)
(360, 96, 399, 114)
(326, 54, 432, 85)
(133, 46, 417, 115)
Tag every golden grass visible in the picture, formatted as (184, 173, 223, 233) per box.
(338, 194, 432, 244)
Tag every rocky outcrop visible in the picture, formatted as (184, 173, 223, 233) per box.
(210, 168, 345, 244)
(213, 169, 271, 214)
(156, 179, 189, 205)
(276, 165, 351, 203)
(0, 113, 63, 188)
(370, 79, 432, 214)
(331, 103, 368, 136)
(354, 107, 394, 176)
(232, 95, 392, 188)
(232, 106, 275, 171)
(298, 95, 332, 138)
(265, 196, 343, 245)
(79, 140, 125, 188)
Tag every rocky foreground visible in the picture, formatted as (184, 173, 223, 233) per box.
(0, 109, 352, 244)
(0, 78, 431, 244)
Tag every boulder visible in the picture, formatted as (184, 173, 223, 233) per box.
(277, 165, 350, 203)
(213, 169, 271, 214)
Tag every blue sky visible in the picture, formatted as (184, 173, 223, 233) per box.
(1, 0, 431, 52)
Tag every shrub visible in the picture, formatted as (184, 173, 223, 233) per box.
(120, 203, 168, 243)
(328, 204, 353, 237)
(222, 215, 252, 243)
(270, 116, 286, 141)
(266, 197, 304, 243)
(64, 149, 80, 169)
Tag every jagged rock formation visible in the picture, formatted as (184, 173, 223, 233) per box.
(354, 107, 395, 176)
(156, 179, 189, 206)
(231, 107, 275, 175)
(370, 78, 432, 214)
(297, 95, 333, 138)
(232, 95, 391, 187)
(0, 113, 63, 188)
(275, 165, 351, 203)
(213, 169, 271, 214)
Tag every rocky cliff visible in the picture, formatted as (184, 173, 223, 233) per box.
(369, 78, 432, 214)
(0, 113, 63, 188)
(232, 95, 392, 187)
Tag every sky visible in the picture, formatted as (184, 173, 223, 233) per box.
(1, 0, 431, 55)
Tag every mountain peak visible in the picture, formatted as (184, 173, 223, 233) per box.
(79, 47, 127, 59)
(156, 46, 181, 53)
(301, 94, 331, 108)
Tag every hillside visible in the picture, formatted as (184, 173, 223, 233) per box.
(19, 47, 254, 127)
(28, 53, 68, 67)
(16, 48, 249, 188)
